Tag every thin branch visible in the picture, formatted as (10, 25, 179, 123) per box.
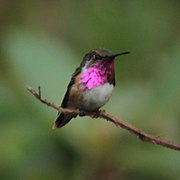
(26, 85, 180, 151)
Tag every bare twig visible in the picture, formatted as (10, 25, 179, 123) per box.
(38, 86, 41, 99)
(26, 85, 180, 151)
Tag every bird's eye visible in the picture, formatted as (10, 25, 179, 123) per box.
(93, 54, 102, 60)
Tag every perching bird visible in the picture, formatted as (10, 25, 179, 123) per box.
(55, 48, 129, 128)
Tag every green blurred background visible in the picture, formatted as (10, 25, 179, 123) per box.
(0, 1, 180, 179)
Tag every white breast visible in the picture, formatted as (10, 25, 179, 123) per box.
(80, 83, 114, 111)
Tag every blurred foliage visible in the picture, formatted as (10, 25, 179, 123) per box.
(0, 0, 180, 179)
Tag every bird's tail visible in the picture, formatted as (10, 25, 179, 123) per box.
(53, 113, 76, 128)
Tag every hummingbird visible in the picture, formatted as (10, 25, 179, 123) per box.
(55, 48, 130, 128)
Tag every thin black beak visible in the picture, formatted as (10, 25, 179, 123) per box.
(105, 51, 130, 60)
(113, 51, 130, 58)
(107, 51, 130, 60)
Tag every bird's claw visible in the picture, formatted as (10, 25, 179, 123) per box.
(79, 110, 86, 117)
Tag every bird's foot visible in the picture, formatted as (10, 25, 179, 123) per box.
(92, 110, 101, 118)
(79, 110, 86, 117)
(79, 109, 105, 118)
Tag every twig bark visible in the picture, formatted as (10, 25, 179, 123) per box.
(26, 85, 180, 151)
